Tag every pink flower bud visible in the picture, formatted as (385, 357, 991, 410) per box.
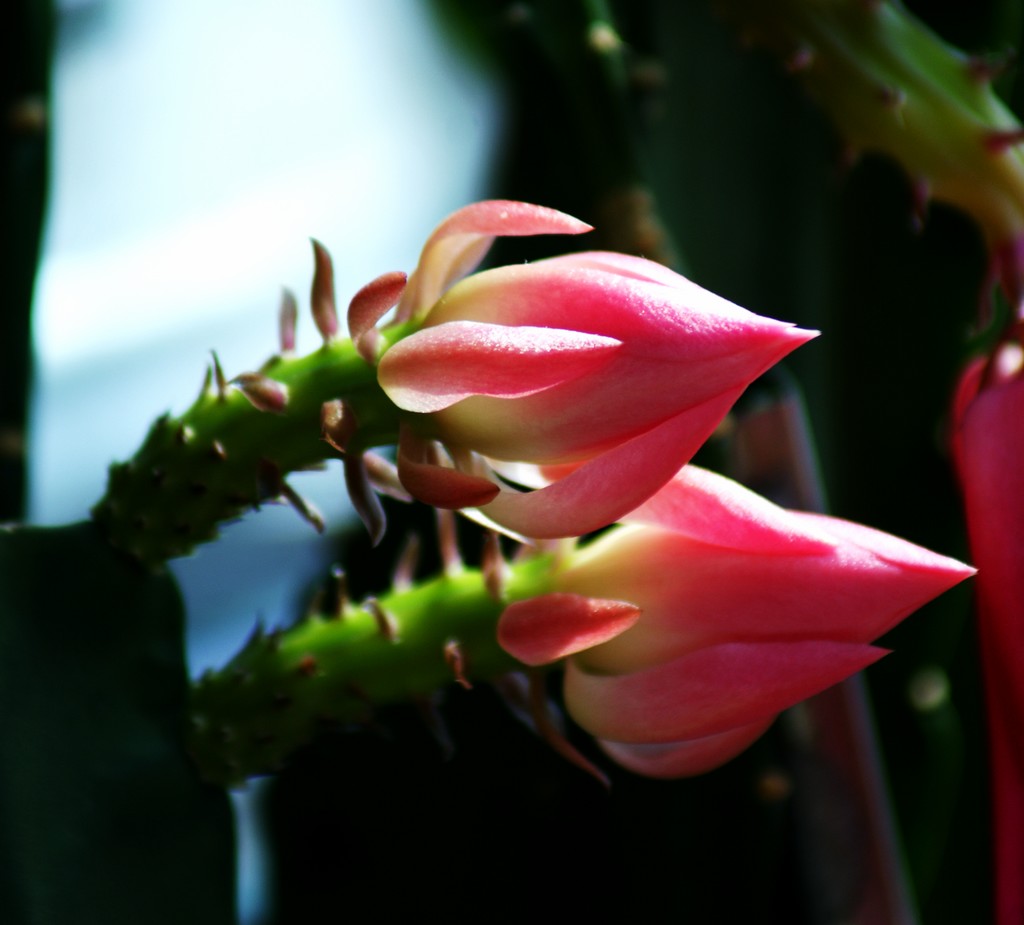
(378, 201, 817, 538)
(952, 343, 1024, 924)
(498, 466, 974, 778)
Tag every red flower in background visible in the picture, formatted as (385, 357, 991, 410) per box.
(953, 343, 1024, 925)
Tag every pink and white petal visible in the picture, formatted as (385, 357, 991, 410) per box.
(498, 594, 641, 666)
(397, 426, 499, 509)
(624, 465, 836, 556)
(348, 270, 407, 354)
(378, 321, 621, 413)
(949, 355, 986, 471)
(563, 641, 886, 744)
(484, 459, 552, 490)
(598, 718, 773, 779)
(425, 261, 816, 369)
(396, 201, 592, 321)
(474, 391, 740, 539)
(793, 511, 977, 586)
(562, 517, 969, 673)
(536, 251, 698, 288)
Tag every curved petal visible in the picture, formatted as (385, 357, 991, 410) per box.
(793, 512, 976, 588)
(347, 270, 407, 361)
(561, 513, 973, 674)
(598, 718, 773, 779)
(485, 459, 552, 490)
(537, 250, 709, 289)
(474, 390, 741, 538)
(497, 594, 641, 666)
(397, 426, 499, 509)
(395, 201, 592, 322)
(623, 465, 837, 555)
(378, 321, 621, 413)
(425, 261, 817, 368)
(416, 264, 816, 462)
(563, 640, 886, 744)
(949, 354, 986, 471)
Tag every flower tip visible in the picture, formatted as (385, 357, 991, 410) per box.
(759, 323, 819, 368)
(787, 324, 820, 346)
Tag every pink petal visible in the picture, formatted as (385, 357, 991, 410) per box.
(561, 517, 970, 674)
(949, 354, 986, 471)
(563, 641, 886, 744)
(497, 594, 641, 666)
(623, 465, 837, 555)
(485, 459, 552, 490)
(598, 718, 773, 779)
(538, 250, 706, 288)
(378, 321, 621, 413)
(793, 512, 976, 587)
(347, 270, 407, 361)
(415, 263, 815, 462)
(396, 427, 499, 509)
(475, 390, 741, 538)
(395, 201, 592, 322)
(954, 353, 1024, 923)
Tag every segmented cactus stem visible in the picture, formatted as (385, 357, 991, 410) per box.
(188, 553, 556, 787)
(720, 0, 1024, 304)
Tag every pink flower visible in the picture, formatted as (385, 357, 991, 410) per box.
(376, 201, 816, 539)
(498, 466, 975, 778)
(952, 343, 1024, 925)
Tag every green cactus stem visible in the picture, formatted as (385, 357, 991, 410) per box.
(718, 0, 1024, 254)
(92, 324, 415, 570)
(188, 553, 556, 787)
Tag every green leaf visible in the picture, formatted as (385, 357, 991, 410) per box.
(0, 522, 235, 924)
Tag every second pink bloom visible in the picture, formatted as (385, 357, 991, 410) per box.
(498, 466, 975, 777)
(376, 201, 816, 538)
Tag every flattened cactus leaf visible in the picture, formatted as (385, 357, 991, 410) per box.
(0, 522, 235, 925)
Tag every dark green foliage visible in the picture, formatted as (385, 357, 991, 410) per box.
(0, 523, 235, 924)
(0, 0, 52, 518)
(267, 689, 804, 924)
